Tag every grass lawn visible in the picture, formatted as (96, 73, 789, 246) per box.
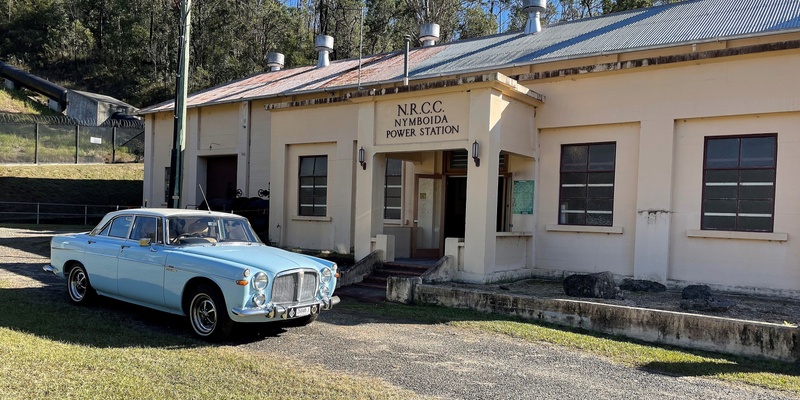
(0, 280, 425, 400)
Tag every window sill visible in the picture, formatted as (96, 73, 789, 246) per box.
(686, 230, 787, 242)
(496, 232, 533, 237)
(291, 216, 332, 222)
(545, 224, 623, 234)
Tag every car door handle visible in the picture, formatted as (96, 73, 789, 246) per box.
(87, 240, 96, 245)
(120, 245, 131, 250)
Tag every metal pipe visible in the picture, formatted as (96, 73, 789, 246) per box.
(403, 35, 411, 86)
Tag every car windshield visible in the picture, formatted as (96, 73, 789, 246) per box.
(167, 215, 259, 245)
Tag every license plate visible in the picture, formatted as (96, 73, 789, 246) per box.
(295, 306, 311, 317)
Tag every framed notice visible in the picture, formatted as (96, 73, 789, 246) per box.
(512, 180, 534, 215)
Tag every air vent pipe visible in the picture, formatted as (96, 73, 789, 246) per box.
(267, 52, 285, 72)
(522, 0, 546, 34)
(419, 23, 440, 47)
(315, 35, 334, 68)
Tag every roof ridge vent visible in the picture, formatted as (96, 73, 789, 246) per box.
(267, 52, 285, 72)
(419, 23, 440, 47)
(315, 35, 334, 68)
(522, 0, 546, 34)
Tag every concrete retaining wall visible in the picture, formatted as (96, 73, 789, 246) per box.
(414, 284, 800, 362)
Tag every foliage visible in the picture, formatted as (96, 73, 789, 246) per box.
(0, 0, 680, 108)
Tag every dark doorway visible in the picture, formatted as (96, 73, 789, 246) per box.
(444, 176, 467, 239)
(206, 156, 238, 200)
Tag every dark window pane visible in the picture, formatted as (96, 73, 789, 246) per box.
(316, 195, 327, 206)
(299, 190, 313, 204)
(561, 145, 588, 171)
(300, 157, 315, 176)
(704, 185, 737, 200)
(300, 177, 314, 187)
(587, 199, 612, 212)
(587, 185, 614, 198)
(703, 215, 736, 230)
(740, 137, 775, 168)
(315, 177, 327, 187)
(738, 200, 772, 215)
(704, 199, 736, 214)
(314, 156, 328, 176)
(386, 187, 401, 198)
(561, 186, 586, 199)
(385, 209, 401, 219)
(385, 197, 401, 208)
(564, 212, 586, 225)
(740, 169, 774, 184)
(706, 138, 740, 168)
(561, 173, 586, 185)
(588, 172, 614, 185)
(705, 169, 738, 184)
(587, 213, 612, 226)
(386, 176, 402, 186)
(561, 198, 586, 212)
(739, 185, 773, 200)
(313, 206, 327, 217)
(588, 144, 615, 171)
(386, 159, 402, 175)
(738, 216, 772, 232)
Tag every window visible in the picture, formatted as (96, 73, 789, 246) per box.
(107, 216, 133, 238)
(130, 216, 162, 243)
(299, 155, 328, 216)
(384, 159, 402, 220)
(559, 142, 616, 226)
(702, 134, 776, 232)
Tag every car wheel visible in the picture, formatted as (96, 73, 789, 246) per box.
(188, 284, 233, 341)
(283, 311, 319, 327)
(67, 264, 94, 305)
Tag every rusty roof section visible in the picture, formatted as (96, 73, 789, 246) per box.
(140, 0, 800, 114)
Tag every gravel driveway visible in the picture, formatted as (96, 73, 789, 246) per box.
(1, 227, 797, 400)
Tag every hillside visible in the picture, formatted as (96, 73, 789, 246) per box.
(0, 86, 58, 115)
(0, 164, 143, 206)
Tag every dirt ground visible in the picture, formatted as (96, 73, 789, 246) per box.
(2, 227, 799, 327)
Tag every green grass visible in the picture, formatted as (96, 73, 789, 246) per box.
(0, 87, 57, 115)
(342, 302, 800, 394)
(0, 281, 425, 400)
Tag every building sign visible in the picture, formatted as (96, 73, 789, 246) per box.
(512, 180, 534, 215)
(375, 93, 469, 146)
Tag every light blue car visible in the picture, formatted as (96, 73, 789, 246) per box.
(44, 208, 339, 340)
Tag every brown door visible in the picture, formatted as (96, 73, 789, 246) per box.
(412, 175, 443, 258)
(206, 156, 238, 200)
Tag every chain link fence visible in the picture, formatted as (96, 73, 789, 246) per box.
(0, 114, 144, 164)
(0, 201, 137, 226)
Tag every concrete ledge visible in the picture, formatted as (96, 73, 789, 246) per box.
(414, 284, 800, 362)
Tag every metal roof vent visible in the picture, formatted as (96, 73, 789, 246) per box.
(419, 23, 440, 47)
(522, 0, 546, 34)
(267, 52, 285, 72)
(315, 35, 334, 68)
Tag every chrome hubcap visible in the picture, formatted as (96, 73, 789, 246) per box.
(191, 294, 217, 336)
(69, 269, 87, 301)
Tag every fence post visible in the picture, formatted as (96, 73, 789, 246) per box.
(36, 203, 40, 225)
(84, 205, 88, 226)
(34, 123, 40, 164)
(75, 125, 80, 164)
(112, 126, 117, 164)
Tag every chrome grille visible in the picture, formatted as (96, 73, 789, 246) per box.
(271, 270, 318, 304)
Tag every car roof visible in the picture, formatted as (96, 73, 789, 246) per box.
(106, 208, 245, 219)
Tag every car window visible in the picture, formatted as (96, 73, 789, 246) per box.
(108, 216, 133, 238)
(222, 219, 253, 242)
(130, 216, 161, 243)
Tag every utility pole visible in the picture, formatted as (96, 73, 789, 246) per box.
(168, 0, 192, 208)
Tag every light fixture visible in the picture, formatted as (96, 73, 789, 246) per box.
(472, 140, 480, 167)
(358, 146, 367, 170)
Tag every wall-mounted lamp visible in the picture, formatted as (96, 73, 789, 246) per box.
(358, 146, 367, 170)
(472, 140, 480, 167)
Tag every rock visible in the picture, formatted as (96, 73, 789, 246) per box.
(563, 271, 623, 300)
(682, 285, 713, 300)
(619, 278, 666, 292)
(680, 298, 736, 312)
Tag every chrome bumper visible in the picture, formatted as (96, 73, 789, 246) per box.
(43, 264, 55, 273)
(232, 296, 340, 318)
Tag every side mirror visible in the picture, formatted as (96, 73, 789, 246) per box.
(138, 238, 152, 247)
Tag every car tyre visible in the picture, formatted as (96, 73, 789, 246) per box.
(67, 264, 95, 305)
(188, 284, 233, 341)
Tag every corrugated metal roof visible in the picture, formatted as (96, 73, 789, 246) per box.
(140, 0, 800, 113)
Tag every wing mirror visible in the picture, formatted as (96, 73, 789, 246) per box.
(138, 238, 152, 247)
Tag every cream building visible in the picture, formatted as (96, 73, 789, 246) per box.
(140, 0, 800, 296)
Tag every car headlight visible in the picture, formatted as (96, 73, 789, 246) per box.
(252, 272, 268, 291)
(253, 293, 267, 308)
(321, 267, 333, 284)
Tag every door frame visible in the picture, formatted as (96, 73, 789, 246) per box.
(411, 174, 444, 258)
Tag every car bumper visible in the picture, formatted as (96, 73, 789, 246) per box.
(43, 264, 56, 274)
(231, 295, 340, 319)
